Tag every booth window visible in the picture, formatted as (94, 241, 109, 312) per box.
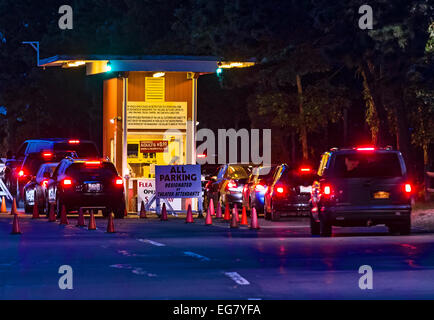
(127, 143, 139, 158)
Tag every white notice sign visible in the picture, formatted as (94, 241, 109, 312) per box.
(127, 102, 187, 129)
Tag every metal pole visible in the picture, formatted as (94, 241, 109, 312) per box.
(122, 77, 129, 211)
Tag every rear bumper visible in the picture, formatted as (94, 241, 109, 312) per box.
(274, 200, 311, 215)
(321, 205, 411, 226)
(62, 192, 124, 209)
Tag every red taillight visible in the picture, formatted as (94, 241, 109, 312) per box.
(41, 180, 48, 187)
(18, 170, 24, 177)
(85, 161, 101, 166)
(115, 177, 123, 186)
(276, 187, 285, 194)
(404, 183, 412, 193)
(300, 167, 311, 173)
(63, 178, 72, 186)
(68, 139, 80, 144)
(356, 147, 375, 151)
(323, 185, 332, 195)
(197, 154, 206, 158)
(255, 184, 266, 192)
(226, 180, 238, 191)
(42, 152, 53, 158)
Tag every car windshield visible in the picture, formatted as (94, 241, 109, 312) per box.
(227, 165, 250, 179)
(66, 163, 117, 181)
(331, 152, 403, 178)
(54, 142, 99, 158)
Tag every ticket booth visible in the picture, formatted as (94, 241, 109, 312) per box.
(39, 55, 254, 212)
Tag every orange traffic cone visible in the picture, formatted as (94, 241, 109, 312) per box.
(186, 204, 194, 223)
(59, 205, 68, 225)
(230, 207, 238, 228)
(250, 207, 260, 229)
(48, 203, 56, 222)
(106, 212, 115, 233)
(1, 196, 7, 213)
(216, 201, 222, 219)
(139, 200, 147, 219)
(240, 205, 248, 225)
(11, 213, 21, 234)
(205, 206, 212, 225)
(88, 210, 96, 230)
(223, 203, 230, 221)
(76, 208, 85, 227)
(209, 198, 215, 216)
(32, 202, 39, 219)
(10, 198, 17, 215)
(160, 203, 168, 221)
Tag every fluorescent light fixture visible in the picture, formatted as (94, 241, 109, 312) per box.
(153, 72, 165, 78)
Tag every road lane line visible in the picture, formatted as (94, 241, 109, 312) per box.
(137, 238, 166, 246)
(184, 251, 211, 261)
(224, 272, 250, 285)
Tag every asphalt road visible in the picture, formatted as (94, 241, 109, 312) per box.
(1, 209, 434, 300)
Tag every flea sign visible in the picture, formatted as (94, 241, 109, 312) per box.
(155, 165, 201, 198)
(137, 179, 181, 210)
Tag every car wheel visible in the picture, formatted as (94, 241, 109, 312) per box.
(310, 217, 320, 235)
(25, 204, 32, 214)
(388, 220, 411, 235)
(319, 216, 332, 237)
(113, 201, 126, 219)
(56, 198, 66, 218)
(271, 205, 280, 221)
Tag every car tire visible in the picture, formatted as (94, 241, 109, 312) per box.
(310, 217, 320, 235)
(56, 198, 67, 218)
(25, 204, 32, 214)
(113, 201, 126, 219)
(271, 206, 280, 221)
(320, 216, 332, 237)
(388, 220, 411, 235)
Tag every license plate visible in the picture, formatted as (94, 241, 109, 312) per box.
(87, 183, 101, 192)
(373, 191, 390, 199)
(300, 186, 312, 194)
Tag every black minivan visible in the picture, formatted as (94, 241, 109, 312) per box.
(310, 147, 412, 236)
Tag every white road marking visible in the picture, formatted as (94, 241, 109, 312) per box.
(137, 239, 166, 246)
(184, 251, 211, 262)
(224, 272, 250, 285)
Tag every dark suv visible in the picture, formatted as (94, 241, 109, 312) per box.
(310, 147, 412, 236)
(46, 158, 125, 218)
(4, 139, 99, 199)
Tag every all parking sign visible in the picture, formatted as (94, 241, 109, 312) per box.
(155, 165, 201, 198)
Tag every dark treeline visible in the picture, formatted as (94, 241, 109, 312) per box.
(0, 0, 433, 187)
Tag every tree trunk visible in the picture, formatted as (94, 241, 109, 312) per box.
(423, 144, 430, 201)
(393, 87, 410, 162)
(296, 74, 308, 160)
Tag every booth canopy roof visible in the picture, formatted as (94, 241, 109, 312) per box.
(39, 54, 255, 75)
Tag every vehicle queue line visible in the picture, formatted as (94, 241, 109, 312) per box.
(2, 195, 261, 236)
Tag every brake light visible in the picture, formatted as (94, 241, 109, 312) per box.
(42, 152, 53, 158)
(115, 177, 123, 186)
(300, 167, 311, 173)
(255, 184, 266, 192)
(226, 180, 238, 191)
(276, 187, 285, 194)
(41, 180, 48, 187)
(68, 139, 80, 144)
(197, 154, 206, 158)
(63, 178, 72, 186)
(404, 183, 412, 193)
(18, 170, 24, 177)
(356, 147, 375, 151)
(85, 161, 101, 166)
(324, 185, 332, 195)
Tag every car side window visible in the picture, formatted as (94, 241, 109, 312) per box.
(36, 166, 45, 179)
(317, 152, 331, 177)
(16, 142, 28, 158)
